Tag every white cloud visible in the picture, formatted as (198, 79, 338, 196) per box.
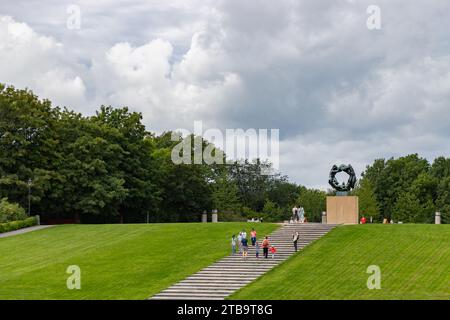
(0, 15, 86, 108)
(1, 0, 450, 188)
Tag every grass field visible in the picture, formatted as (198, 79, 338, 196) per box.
(230, 224, 450, 300)
(0, 222, 278, 299)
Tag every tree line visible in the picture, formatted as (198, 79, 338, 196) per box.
(0, 84, 310, 223)
(0, 84, 448, 223)
(355, 154, 450, 224)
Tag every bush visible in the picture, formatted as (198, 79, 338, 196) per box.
(0, 216, 37, 233)
(0, 198, 27, 223)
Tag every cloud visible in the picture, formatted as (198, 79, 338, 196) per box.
(91, 33, 243, 131)
(0, 16, 86, 108)
(1, 1, 450, 188)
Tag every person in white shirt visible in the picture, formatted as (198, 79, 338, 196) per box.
(231, 235, 237, 255)
(237, 232, 243, 253)
(298, 207, 305, 223)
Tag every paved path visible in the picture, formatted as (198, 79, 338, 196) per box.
(0, 225, 54, 238)
(150, 223, 337, 300)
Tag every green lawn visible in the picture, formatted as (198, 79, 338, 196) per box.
(230, 224, 450, 300)
(0, 222, 278, 299)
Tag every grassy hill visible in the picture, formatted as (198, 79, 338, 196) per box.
(0, 222, 278, 299)
(230, 224, 450, 300)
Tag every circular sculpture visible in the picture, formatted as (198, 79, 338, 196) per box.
(328, 164, 357, 192)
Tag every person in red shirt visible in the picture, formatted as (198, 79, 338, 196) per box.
(269, 246, 277, 259)
(360, 216, 367, 224)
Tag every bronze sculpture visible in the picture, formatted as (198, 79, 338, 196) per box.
(328, 164, 357, 192)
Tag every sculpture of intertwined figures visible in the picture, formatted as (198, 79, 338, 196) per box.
(328, 164, 357, 192)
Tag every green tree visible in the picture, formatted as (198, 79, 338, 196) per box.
(151, 132, 215, 222)
(228, 159, 284, 212)
(354, 178, 381, 222)
(0, 84, 56, 211)
(436, 177, 450, 224)
(266, 178, 299, 215)
(261, 199, 284, 222)
(431, 157, 450, 224)
(92, 106, 161, 222)
(211, 169, 241, 214)
(392, 191, 434, 223)
(297, 187, 326, 222)
(363, 154, 429, 219)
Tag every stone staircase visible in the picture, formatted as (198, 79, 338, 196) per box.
(150, 223, 337, 300)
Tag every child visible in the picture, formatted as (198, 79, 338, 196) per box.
(255, 241, 260, 258)
(269, 246, 277, 259)
(231, 235, 237, 255)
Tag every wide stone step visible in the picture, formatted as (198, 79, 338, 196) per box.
(153, 292, 228, 298)
(195, 269, 269, 274)
(203, 267, 273, 272)
(162, 288, 235, 294)
(152, 295, 224, 300)
(174, 282, 245, 288)
(220, 258, 287, 263)
(179, 279, 252, 285)
(211, 260, 276, 264)
(194, 271, 265, 276)
(194, 272, 265, 277)
(187, 275, 259, 280)
(262, 236, 323, 238)
(176, 277, 251, 284)
(149, 224, 337, 300)
(207, 263, 274, 267)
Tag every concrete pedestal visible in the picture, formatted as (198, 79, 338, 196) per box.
(435, 212, 441, 224)
(321, 211, 327, 224)
(201, 213, 207, 223)
(212, 213, 218, 223)
(326, 196, 359, 224)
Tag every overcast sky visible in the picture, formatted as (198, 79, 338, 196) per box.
(1, 0, 450, 189)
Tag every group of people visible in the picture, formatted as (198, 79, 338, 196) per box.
(291, 206, 306, 223)
(231, 228, 276, 259)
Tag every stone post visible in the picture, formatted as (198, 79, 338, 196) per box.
(435, 212, 441, 225)
(322, 211, 327, 224)
(201, 211, 207, 223)
(212, 209, 218, 223)
(36, 215, 40, 226)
